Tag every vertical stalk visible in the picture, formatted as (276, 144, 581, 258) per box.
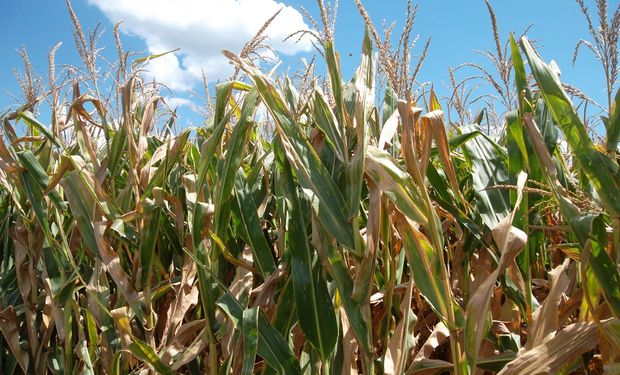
(144, 288, 154, 347)
(209, 342, 218, 375)
(399, 101, 465, 374)
(614, 218, 620, 266)
(361, 347, 375, 375)
(425, 196, 465, 375)
(322, 359, 330, 375)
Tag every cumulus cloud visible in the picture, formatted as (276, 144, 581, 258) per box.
(89, 0, 313, 91)
(165, 96, 194, 109)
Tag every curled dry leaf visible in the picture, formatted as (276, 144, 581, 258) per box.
(465, 171, 528, 367)
(384, 279, 416, 375)
(160, 257, 198, 347)
(340, 306, 360, 375)
(526, 258, 572, 349)
(378, 110, 399, 150)
(0, 306, 30, 373)
(221, 245, 254, 357)
(498, 319, 619, 375)
(412, 321, 450, 364)
(137, 95, 162, 165)
(93, 221, 143, 321)
(425, 110, 465, 206)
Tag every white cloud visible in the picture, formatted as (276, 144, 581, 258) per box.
(89, 0, 313, 90)
(165, 96, 194, 109)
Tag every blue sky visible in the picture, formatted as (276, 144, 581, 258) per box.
(0, 0, 613, 125)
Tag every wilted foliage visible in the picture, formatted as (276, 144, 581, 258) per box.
(1, 1, 620, 374)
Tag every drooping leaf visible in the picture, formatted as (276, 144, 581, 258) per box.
(224, 51, 357, 251)
(241, 307, 259, 375)
(521, 37, 620, 217)
(217, 293, 302, 374)
(498, 320, 616, 375)
(461, 124, 511, 228)
(280, 153, 338, 360)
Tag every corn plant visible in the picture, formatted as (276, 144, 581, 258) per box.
(2, 1, 620, 374)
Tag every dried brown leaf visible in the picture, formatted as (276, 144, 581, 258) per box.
(499, 320, 617, 375)
(526, 259, 572, 349)
(384, 279, 416, 375)
(425, 110, 466, 207)
(160, 256, 198, 347)
(221, 245, 253, 357)
(340, 306, 360, 374)
(0, 306, 30, 372)
(465, 172, 528, 366)
(412, 321, 450, 363)
(378, 110, 399, 150)
(93, 221, 142, 318)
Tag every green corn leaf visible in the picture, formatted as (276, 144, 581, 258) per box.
(241, 307, 259, 375)
(281, 155, 338, 360)
(138, 199, 161, 289)
(271, 279, 296, 335)
(217, 293, 302, 374)
(262, 280, 296, 375)
(430, 130, 482, 158)
(310, 217, 373, 356)
(460, 124, 510, 229)
(110, 352, 121, 375)
(365, 146, 428, 226)
(523, 114, 620, 319)
(270, 138, 372, 355)
(521, 37, 620, 217)
(108, 126, 127, 181)
(324, 41, 346, 127)
(282, 77, 299, 114)
(15, 149, 66, 226)
(195, 81, 251, 198)
(16, 151, 53, 241)
(571, 215, 620, 318)
(382, 84, 398, 127)
(17, 111, 64, 149)
(225, 51, 356, 250)
(78, 336, 95, 375)
(235, 175, 276, 277)
(395, 215, 450, 322)
(607, 87, 620, 152)
(344, 28, 375, 222)
(85, 310, 98, 361)
(213, 88, 260, 237)
(309, 88, 345, 160)
(61, 171, 98, 252)
(128, 337, 173, 375)
(510, 34, 531, 110)
(144, 128, 191, 195)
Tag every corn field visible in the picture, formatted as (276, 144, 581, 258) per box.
(1, 1, 620, 374)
